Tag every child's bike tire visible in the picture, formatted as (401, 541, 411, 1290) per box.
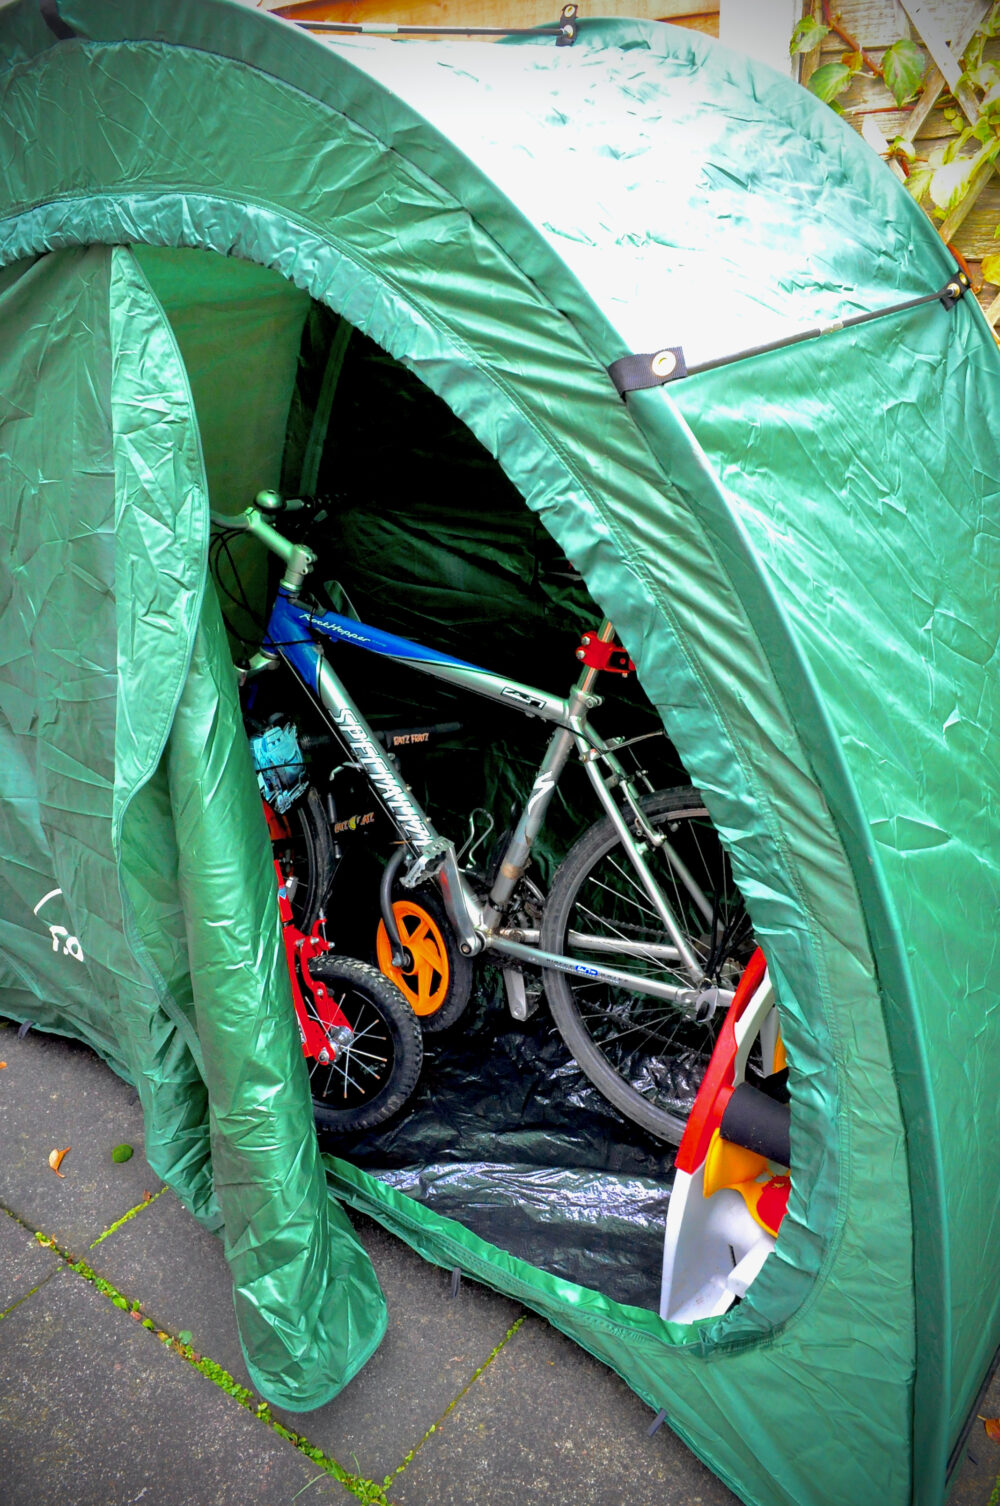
(303, 954, 423, 1135)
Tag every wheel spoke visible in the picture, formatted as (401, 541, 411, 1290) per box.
(542, 791, 751, 1144)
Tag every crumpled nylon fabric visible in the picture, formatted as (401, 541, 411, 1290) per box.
(2, 4, 999, 1502)
(0, 243, 386, 1409)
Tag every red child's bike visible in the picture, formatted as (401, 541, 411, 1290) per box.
(267, 800, 422, 1135)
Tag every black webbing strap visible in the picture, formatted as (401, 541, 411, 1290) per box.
(38, 0, 76, 39)
(608, 347, 688, 393)
(608, 270, 971, 397)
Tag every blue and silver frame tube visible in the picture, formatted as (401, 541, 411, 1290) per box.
(306, 606, 581, 730)
(264, 591, 483, 951)
(266, 592, 438, 849)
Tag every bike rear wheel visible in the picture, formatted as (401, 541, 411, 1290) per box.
(539, 787, 753, 1144)
(303, 954, 423, 1134)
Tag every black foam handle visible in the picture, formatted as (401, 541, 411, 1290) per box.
(720, 1082, 791, 1167)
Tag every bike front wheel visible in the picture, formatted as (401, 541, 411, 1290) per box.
(375, 885, 474, 1033)
(539, 787, 753, 1145)
(303, 955, 423, 1135)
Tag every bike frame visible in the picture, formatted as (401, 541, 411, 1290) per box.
(243, 506, 721, 1012)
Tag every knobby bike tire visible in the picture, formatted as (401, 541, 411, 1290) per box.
(272, 786, 335, 934)
(539, 786, 754, 1144)
(304, 955, 423, 1134)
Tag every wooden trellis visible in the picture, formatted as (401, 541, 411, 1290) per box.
(800, 0, 1000, 321)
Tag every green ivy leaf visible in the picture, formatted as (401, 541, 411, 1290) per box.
(808, 62, 856, 104)
(790, 16, 830, 55)
(929, 154, 979, 212)
(905, 165, 934, 204)
(964, 61, 1000, 91)
(111, 1143, 133, 1164)
(964, 33, 986, 73)
(883, 38, 926, 106)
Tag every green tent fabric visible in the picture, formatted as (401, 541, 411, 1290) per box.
(0, 4, 997, 1503)
(0, 241, 387, 1406)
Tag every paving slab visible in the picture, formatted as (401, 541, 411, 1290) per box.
(951, 1364, 1000, 1505)
(267, 1213, 525, 1482)
(0, 1206, 62, 1312)
(89, 1183, 525, 1482)
(7, 1019, 1000, 1506)
(0, 1266, 356, 1506)
(0, 1023, 162, 1253)
(388, 1310, 739, 1506)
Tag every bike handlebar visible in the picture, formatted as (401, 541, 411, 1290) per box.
(210, 490, 310, 535)
(210, 494, 318, 586)
(209, 506, 253, 532)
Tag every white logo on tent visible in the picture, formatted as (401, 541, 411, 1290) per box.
(32, 888, 84, 963)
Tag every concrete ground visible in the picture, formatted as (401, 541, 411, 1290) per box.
(1, 1019, 998, 1506)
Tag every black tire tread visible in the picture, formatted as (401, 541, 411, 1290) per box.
(304, 953, 423, 1134)
(540, 786, 736, 1145)
(387, 883, 474, 1033)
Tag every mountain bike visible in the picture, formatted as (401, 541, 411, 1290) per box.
(213, 491, 754, 1144)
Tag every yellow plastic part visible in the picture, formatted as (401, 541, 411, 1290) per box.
(702, 1128, 788, 1237)
(772, 1029, 787, 1074)
(702, 1127, 769, 1199)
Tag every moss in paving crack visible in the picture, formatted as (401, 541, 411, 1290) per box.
(0, 1277, 55, 1322)
(32, 1226, 392, 1505)
(89, 1187, 166, 1249)
(383, 1312, 526, 1490)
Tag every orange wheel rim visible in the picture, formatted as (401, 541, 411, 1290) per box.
(376, 901, 451, 1016)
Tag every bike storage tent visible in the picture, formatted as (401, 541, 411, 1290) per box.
(1, 3, 998, 1503)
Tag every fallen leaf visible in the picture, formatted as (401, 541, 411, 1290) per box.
(143, 1191, 152, 1202)
(984, 1417, 1000, 1443)
(178, 1330, 193, 1346)
(48, 1147, 70, 1177)
(111, 1143, 133, 1164)
(0, 1061, 7, 1069)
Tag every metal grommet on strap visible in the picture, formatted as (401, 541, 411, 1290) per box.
(608, 346, 688, 397)
(557, 3, 578, 45)
(940, 270, 970, 309)
(650, 349, 678, 378)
